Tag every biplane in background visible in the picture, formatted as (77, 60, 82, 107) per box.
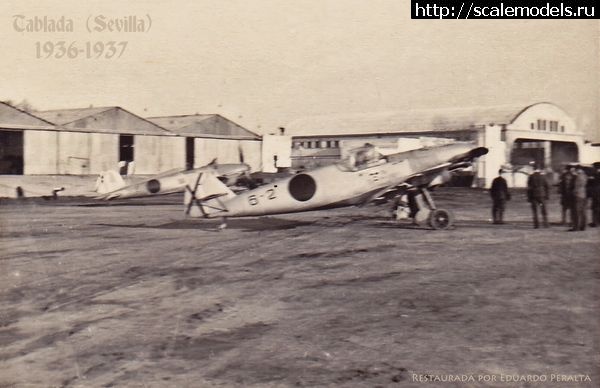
(95, 159, 250, 200)
(184, 142, 488, 230)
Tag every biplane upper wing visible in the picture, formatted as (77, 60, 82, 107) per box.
(363, 147, 488, 205)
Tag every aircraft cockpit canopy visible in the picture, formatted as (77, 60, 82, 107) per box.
(338, 143, 386, 171)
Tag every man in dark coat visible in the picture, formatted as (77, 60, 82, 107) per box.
(589, 162, 600, 227)
(490, 169, 510, 224)
(570, 165, 588, 231)
(527, 167, 549, 228)
(558, 164, 575, 226)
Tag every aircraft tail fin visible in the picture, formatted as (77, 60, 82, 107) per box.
(184, 172, 236, 218)
(95, 171, 126, 194)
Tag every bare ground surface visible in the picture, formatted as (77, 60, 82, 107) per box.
(0, 188, 598, 388)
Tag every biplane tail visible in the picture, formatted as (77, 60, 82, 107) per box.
(184, 171, 236, 218)
(95, 170, 126, 194)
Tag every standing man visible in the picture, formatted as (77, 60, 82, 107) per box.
(571, 165, 588, 231)
(589, 162, 600, 227)
(490, 169, 510, 224)
(558, 164, 575, 226)
(527, 166, 549, 228)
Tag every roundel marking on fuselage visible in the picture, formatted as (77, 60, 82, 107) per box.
(146, 179, 161, 194)
(288, 173, 316, 202)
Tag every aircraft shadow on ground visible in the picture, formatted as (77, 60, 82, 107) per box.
(371, 219, 567, 231)
(94, 217, 314, 232)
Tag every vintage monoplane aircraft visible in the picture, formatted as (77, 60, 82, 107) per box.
(183, 142, 488, 229)
(95, 159, 250, 200)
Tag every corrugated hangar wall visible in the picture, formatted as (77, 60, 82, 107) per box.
(21, 130, 192, 175)
(134, 135, 185, 174)
(2, 103, 266, 176)
(193, 138, 261, 170)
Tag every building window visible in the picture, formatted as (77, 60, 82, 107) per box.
(560, 125, 565, 132)
(306, 141, 312, 149)
(537, 119, 547, 131)
(326, 140, 332, 148)
(333, 140, 340, 148)
(530, 123, 535, 130)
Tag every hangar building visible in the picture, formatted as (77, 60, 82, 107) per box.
(287, 102, 586, 187)
(34, 106, 177, 175)
(0, 102, 261, 176)
(147, 114, 261, 171)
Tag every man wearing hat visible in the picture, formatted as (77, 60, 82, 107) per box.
(587, 162, 600, 227)
(558, 163, 576, 226)
(571, 164, 588, 231)
(527, 164, 549, 228)
(490, 169, 510, 224)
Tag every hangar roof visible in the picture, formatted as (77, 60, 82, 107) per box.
(35, 106, 173, 136)
(0, 101, 55, 130)
(286, 103, 543, 137)
(148, 114, 261, 140)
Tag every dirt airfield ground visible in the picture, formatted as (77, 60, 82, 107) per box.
(0, 188, 599, 388)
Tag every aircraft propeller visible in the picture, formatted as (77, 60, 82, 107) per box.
(237, 144, 258, 189)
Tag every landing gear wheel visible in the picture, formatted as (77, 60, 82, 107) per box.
(428, 209, 453, 230)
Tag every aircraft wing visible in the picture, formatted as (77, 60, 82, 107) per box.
(363, 147, 488, 205)
(363, 163, 452, 205)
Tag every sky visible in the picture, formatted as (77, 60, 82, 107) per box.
(1, 0, 598, 140)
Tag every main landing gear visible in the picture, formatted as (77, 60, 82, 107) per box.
(420, 188, 454, 230)
(394, 187, 454, 230)
(428, 208, 453, 230)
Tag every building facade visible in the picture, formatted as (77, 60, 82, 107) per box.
(287, 103, 587, 187)
(0, 102, 262, 176)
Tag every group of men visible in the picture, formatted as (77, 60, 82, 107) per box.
(558, 163, 600, 230)
(489, 162, 600, 230)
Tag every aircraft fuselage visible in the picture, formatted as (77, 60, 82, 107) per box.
(198, 143, 477, 218)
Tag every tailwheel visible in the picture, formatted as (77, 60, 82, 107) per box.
(428, 209, 454, 230)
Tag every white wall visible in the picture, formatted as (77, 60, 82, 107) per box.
(158, 136, 186, 172)
(262, 135, 291, 173)
(581, 144, 600, 164)
(240, 140, 262, 172)
(89, 133, 119, 174)
(23, 130, 262, 176)
(24, 130, 58, 174)
(57, 132, 93, 174)
(195, 138, 233, 167)
(477, 125, 506, 188)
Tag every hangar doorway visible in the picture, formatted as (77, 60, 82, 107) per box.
(185, 137, 195, 170)
(511, 138, 578, 172)
(511, 139, 545, 168)
(119, 135, 134, 175)
(549, 141, 578, 170)
(0, 130, 24, 174)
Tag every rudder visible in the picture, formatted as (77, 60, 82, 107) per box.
(95, 171, 126, 194)
(184, 172, 236, 218)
